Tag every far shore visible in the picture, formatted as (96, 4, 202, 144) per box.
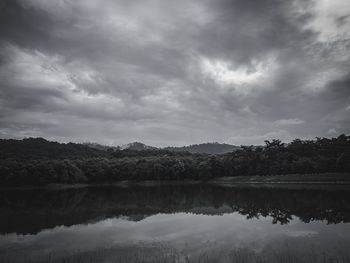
(1, 173, 349, 190)
(212, 172, 350, 183)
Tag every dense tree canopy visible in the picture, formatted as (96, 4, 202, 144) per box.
(0, 135, 349, 185)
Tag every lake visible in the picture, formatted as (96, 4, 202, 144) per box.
(1, 184, 350, 263)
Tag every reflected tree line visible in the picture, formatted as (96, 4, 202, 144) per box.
(0, 135, 349, 185)
(1, 185, 349, 234)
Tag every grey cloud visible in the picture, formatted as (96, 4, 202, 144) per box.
(0, 0, 66, 52)
(335, 14, 350, 27)
(194, 0, 315, 65)
(326, 72, 350, 98)
(0, 0, 349, 146)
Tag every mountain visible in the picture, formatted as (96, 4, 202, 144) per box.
(165, 143, 240, 154)
(83, 142, 120, 151)
(0, 138, 110, 159)
(0, 138, 239, 160)
(86, 141, 240, 154)
(120, 142, 157, 151)
(119, 142, 240, 154)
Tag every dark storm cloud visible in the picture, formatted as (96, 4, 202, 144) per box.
(0, 0, 349, 146)
(326, 73, 350, 98)
(195, 0, 315, 65)
(0, 0, 63, 51)
(335, 14, 350, 27)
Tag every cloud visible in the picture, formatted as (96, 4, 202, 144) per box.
(307, 0, 350, 41)
(273, 118, 305, 126)
(0, 0, 349, 146)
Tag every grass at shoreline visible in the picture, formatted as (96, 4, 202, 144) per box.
(0, 173, 349, 190)
(212, 172, 350, 184)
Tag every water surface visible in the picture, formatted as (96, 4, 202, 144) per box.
(1, 184, 350, 262)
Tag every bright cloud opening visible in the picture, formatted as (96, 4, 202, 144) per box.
(200, 57, 276, 95)
(201, 58, 263, 85)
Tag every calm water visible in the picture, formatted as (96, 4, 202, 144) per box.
(1, 184, 350, 263)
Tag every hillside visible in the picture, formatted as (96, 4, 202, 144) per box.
(121, 142, 157, 151)
(83, 142, 120, 151)
(83, 141, 240, 154)
(0, 138, 110, 159)
(165, 143, 240, 154)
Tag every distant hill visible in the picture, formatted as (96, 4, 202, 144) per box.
(165, 143, 240, 154)
(83, 142, 120, 151)
(0, 138, 109, 159)
(117, 141, 240, 154)
(86, 141, 241, 154)
(120, 142, 157, 151)
(0, 139, 240, 160)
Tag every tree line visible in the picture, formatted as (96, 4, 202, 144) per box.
(0, 135, 349, 185)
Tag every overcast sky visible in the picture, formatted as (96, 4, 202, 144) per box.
(0, 0, 349, 146)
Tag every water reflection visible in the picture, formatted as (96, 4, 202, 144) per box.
(1, 184, 350, 234)
(0, 184, 350, 263)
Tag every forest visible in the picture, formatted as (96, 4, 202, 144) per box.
(0, 135, 349, 186)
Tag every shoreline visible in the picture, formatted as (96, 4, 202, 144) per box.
(1, 173, 349, 190)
